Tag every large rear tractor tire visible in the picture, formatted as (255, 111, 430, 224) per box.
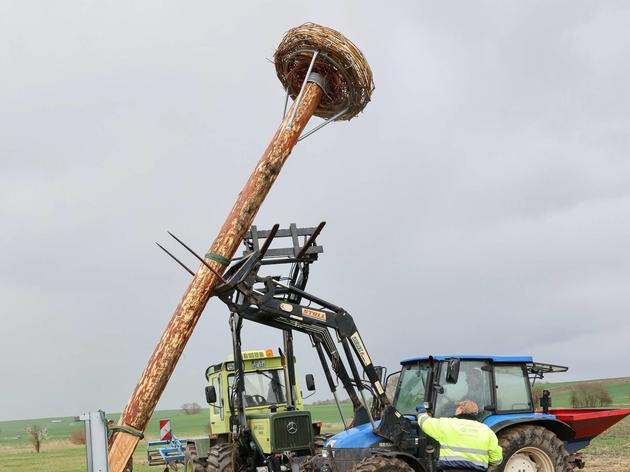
(494, 426, 571, 472)
(206, 443, 236, 472)
(184, 443, 206, 472)
(351, 456, 415, 472)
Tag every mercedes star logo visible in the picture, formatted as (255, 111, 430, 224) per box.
(286, 421, 298, 435)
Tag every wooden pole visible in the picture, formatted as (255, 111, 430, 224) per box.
(108, 83, 323, 472)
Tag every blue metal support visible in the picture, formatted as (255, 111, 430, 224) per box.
(147, 434, 186, 466)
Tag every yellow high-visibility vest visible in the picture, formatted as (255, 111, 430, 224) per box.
(418, 414, 503, 471)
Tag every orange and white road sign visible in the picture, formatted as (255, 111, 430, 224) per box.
(159, 419, 172, 441)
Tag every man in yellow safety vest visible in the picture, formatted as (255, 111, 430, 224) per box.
(417, 400, 503, 471)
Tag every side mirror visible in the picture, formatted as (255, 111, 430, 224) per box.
(205, 385, 217, 404)
(541, 390, 552, 414)
(305, 374, 316, 392)
(384, 370, 401, 398)
(446, 359, 461, 384)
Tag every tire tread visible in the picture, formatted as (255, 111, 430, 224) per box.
(493, 425, 572, 472)
(206, 443, 236, 472)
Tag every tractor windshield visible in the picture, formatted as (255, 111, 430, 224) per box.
(230, 370, 287, 407)
(393, 362, 431, 416)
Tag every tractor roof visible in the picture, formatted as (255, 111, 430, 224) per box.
(400, 355, 534, 364)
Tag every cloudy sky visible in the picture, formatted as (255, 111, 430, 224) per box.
(1, 1, 629, 421)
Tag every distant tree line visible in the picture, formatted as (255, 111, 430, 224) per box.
(181, 402, 203, 415)
(531, 383, 613, 409)
(570, 384, 612, 408)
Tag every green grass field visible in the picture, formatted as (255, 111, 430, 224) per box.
(0, 404, 354, 472)
(1, 378, 628, 472)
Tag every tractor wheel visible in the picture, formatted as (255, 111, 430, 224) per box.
(494, 426, 571, 472)
(351, 456, 415, 472)
(313, 433, 334, 454)
(206, 443, 236, 472)
(184, 443, 207, 472)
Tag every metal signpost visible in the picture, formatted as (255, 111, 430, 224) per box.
(79, 411, 110, 472)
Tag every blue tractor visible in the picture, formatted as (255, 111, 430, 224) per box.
(319, 355, 630, 472)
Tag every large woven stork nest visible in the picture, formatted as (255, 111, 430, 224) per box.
(274, 23, 374, 121)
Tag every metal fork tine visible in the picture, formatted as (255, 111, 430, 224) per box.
(167, 231, 227, 283)
(155, 242, 195, 276)
(296, 221, 326, 259)
(260, 223, 280, 257)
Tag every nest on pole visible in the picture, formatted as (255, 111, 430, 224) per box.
(274, 23, 374, 121)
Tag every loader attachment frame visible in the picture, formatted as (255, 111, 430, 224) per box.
(214, 224, 414, 442)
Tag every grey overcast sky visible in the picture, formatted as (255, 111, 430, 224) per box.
(1, 1, 629, 421)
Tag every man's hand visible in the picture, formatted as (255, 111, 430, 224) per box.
(416, 403, 431, 430)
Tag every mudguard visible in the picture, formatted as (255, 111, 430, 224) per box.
(484, 413, 576, 441)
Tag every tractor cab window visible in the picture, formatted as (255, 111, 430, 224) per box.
(393, 362, 431, 416)
(230, 370, 287, 407)
(494, 365, 532, 412)
(434, 360, 492, 419)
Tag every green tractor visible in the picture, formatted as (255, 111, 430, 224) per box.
(179, 348, 323, 472)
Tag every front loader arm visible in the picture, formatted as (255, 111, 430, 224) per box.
(259, 281, 388, 403)
(219, 263, 391, 416)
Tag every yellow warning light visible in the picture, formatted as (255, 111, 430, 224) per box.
(265, 349, 274, 357)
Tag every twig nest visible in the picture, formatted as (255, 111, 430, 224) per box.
(275, 23, 374, 121)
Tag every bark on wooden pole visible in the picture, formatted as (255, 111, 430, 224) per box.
(107, 84, 322, 472)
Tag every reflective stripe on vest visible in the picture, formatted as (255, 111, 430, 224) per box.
(439, 456, 488, 471)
